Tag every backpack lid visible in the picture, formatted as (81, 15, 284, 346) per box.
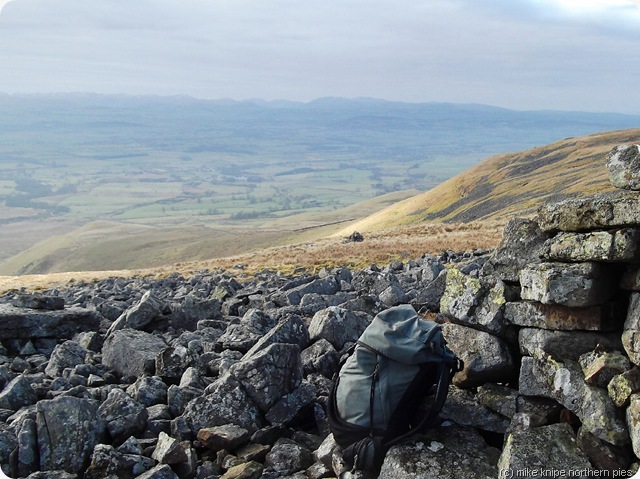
(358, 304, 448, 365)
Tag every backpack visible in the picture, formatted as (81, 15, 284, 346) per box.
(327, 304, 463, 474)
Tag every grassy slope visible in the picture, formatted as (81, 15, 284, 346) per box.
(0, 190, 419, 275)
(333, 128, 640, 235)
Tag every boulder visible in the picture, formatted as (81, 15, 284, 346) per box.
(609, 368, 640, 407)
(244, 315, 309, 359)
(440, 385, 511, 433)
(607, 144, 640, 190)
(155, 345, 197, 383)
(106, 290, 165, 335)
(579, 349, 631, 387)
(218, 308, 276, 353)
(283, 277, 340, 306)
(264, 438, 314, 476)
(505, 301, 623, 331)
(151, 431, 190, 464)
(44, 340, 89, 377)
(378, 424, 499, 479)
(180, 373, 264, 434)
(301, 339, 339, 379)
(481, 218, 547, 283)
(536, 190, 640, 233)
(197, 424, 251, 452)
(519, 356, 629, 445)
(542, 229, 640, 262)
(0, 375, 38, 411)
(308, 307, 369, 351)
(265, 381, 317, 426)
(36, 395, 106, 474)
(519, 328, 622, 361)
(626, 393, 640, 459)
(102, 329, 167, 378)
(498, 423, 593, 477)
(12, 293, 65, 310)
(98, 388, 149, 444)
(441, 322, 516, 387)
(0, 304, 101, 339)
(520, 262, 616, 307)
(229, 342, 303, 412)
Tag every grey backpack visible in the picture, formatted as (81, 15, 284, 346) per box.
(327, 304, 462, 473)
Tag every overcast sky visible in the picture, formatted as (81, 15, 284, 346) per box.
(0, 0, 639, 113)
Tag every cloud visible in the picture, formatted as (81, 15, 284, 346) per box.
(0, 0, 638, 113)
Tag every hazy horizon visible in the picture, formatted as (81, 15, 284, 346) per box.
(1, 0, 639, 115)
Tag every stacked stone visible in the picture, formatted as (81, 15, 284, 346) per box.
(403, 144, 640, 479)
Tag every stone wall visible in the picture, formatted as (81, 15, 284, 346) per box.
(386, 143, 640, 479)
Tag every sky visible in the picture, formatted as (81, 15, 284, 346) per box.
(0, 0, 639, 114)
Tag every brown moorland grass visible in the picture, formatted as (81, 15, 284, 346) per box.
(0, 221, 505, 294)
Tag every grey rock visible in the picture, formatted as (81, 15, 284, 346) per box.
(85, 443, 155, 479)
(498, 423, 593, 477)
(265, 381, 317, 426)
(264, 439, 314, 476)
(520, 262, 616, 307)
(0, 304, 101, 339)
(519, 356, 629, 445)
(106, 290, 165, 335)
(627, 393, 640, 460)
(97, 388, 149, 444)
(36, 395, 106, 474)
(155, 345, 197, 383)
(284, 276, 340, 306)
(579, 349, 631, 387)
(0, 375, 38, 410)
(481, 218, 547, 283)
(379, 424, 499, 479)
(609, 367, 640, 407)
(135, 464, 180, 479)
(243, 314, 309, 360)
(16, 417, 38, 477)
(308, 307, 370, 351)
(220, 460, 263, 479)
(218, 308, 277, 353)
(12, 293, 65, 310)
(536, 189, 640, 233)
(197, 424, 251, 452)
(441, 322, 515, 387)
(301, 339, 339, 379)
(543, 229, 640, 262)
(102, 329, 166, 378)
(440, 385, 511, 434)
(505, 301, 623, 331)
(607, 144, 640, 190)
(45, 340, 89, 377)
(126, 375, 168, 407)
(519, 327, 622, 361)
(229, 342, 303, 412)
(181, 373, 264, 434)
(151, 431, 190, 464)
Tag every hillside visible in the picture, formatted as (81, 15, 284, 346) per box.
(1, 127, 639, 282)
(334, 128, 640, 235)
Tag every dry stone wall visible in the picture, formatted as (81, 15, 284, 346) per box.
(0, 144, 640, 479)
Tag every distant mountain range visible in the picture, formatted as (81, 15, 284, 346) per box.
(2, 93, 640, 162)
